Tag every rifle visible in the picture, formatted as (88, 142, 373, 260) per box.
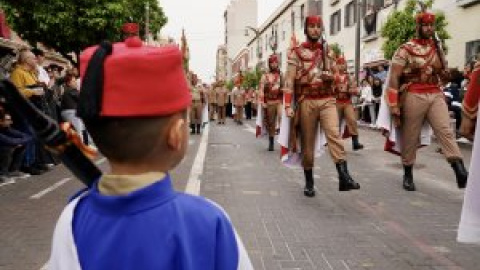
(321, 32, 329, 72)
(0, 80, 101, 187)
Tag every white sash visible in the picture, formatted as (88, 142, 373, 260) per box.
(458, 115, 480, 245)
(47, 196, 83, 270)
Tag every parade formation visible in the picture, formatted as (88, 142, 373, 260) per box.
(0, 0, 480, 269)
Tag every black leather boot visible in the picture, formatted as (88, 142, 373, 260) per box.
(190, 124, 195, 135)
(352, 135, 364, 151)
(196, 124, 201, 134)
(336, 161, 360, 191)
(450, 159, 468, 189)
(303, 169, 315, 197)
(268, 136, 274, 151)
(403, 165, 415, 191)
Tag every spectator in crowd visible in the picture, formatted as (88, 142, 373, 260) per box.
(0, 103, 33, 181)
(9, 48, 51, 174)
(46, 65, 63, 115)
(374, 65, 388, 83)
(372, 77, 383, 118)
(32, 48, 50, 86)
(444, 69, 465, 134)
(359, 78, 376, 127)
(61, 74, 89, 144)
(245, 87, 254, 120)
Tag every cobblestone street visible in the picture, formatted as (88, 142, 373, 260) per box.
(1, 119, 479, 270)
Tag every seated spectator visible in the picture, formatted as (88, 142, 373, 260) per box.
(372, 77, 383, 119)
(359, 79, 376, 127)
(0, 104, 33, 182)
(10, 48, 55, 172)
(374, 65, 388, 83)
(61, 74, 90, 145)
(444, 69, 465, 134)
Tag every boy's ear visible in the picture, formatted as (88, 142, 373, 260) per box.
(166, 117, 186, 151)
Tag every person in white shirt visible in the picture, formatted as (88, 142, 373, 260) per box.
(32, 48, 50, 87)
(360, 79, 376, 127)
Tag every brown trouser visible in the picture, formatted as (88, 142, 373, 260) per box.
(235, 105, 244, 121)
(401, 92, 462, 165)
(300, 98, 346, 169)
(336, 102, 358, 136)
(217, 105, 226, 123)
(190, 101, 203, 125)
(266, 102, 282, 136)
(209, 103, 217, 120)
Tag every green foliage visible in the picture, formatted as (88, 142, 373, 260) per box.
(380, 0, 450, 60)
(226, 80, 234, 91)
(330, 43, 342, 57)
(1, 0, 167, 66)
(242, 67, 263, 89)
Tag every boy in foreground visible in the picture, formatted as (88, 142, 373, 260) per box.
(48, 24, 253, 270)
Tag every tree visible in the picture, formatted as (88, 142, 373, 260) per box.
(1, 0, 167, 66)
(330, 43, 342, 58)
(242, 67, 263, 89)
(380, 0, 449, 60)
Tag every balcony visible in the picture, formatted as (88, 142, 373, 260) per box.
(456, 0, 480, 7)
(361, 9, 378, 42)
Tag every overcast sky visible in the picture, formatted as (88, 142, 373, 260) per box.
(160, 0, 284, 83)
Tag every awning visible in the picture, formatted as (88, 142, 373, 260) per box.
(363, 59, 390, 68)
(0, 37, 25, 51)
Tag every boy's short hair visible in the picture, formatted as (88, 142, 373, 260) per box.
(85, 111, 186, 163)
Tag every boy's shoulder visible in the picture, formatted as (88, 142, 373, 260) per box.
(68, 188, 230, 223)
(175, 193, 230, 220)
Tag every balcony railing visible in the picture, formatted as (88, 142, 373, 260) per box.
(456, 0, 480, 7)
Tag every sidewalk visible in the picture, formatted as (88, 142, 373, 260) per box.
(200, 119, 479, 270)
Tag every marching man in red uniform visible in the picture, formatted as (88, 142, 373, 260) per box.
(258, 54, 283, 151)
(334, 56, 364, 150)
(282, 15, 360, 197)
(384, 11, 468, 191)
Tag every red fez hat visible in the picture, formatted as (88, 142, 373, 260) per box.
(268, 54, 279, 64)
(79, 39, 191, 118)
(416, 12, 435, 24)
(305, 16, 323, 27)
(336, 56, 346, 65)
(122, 23, 139, 35)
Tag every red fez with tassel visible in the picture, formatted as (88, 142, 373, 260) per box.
(416, 12, 435, 24)
(305, 16, 323, 27)
(79, 27, 191, 118)
(268, 54, 279, 64)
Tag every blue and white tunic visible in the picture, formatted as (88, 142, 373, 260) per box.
(48, 175, 253, 269)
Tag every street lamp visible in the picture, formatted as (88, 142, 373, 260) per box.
(354, 0, 362, 85)
(245, 26, 263, 61)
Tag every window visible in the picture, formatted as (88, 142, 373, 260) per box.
(291, 11, 295, 31)
(308, 0, 322, 16)
(330, 10, 341, 35)
(282, 20, 286, 41)
(345, 1, 356, 27)
(265, 33, 268, 51)
(300, 4, 305, 28)
(466, 40, 480, 63)
(361, 0, 384, 17)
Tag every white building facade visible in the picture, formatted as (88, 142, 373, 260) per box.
(216, 45, 228, 81)
(323, 0, 480, 73)
(246, 0, 325, 72)
(239, 0, 479, 78)
(224, 0, 258, 78)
